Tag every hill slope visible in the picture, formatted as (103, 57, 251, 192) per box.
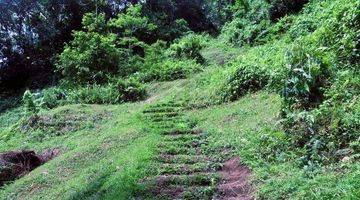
(0, 0, 359, 199)
(0, 67, 359, 199)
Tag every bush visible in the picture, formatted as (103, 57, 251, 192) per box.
(216, 0, 359, 165)
(57, 31, 125, 85)
(168, 33, 207, 64)
(139, 58, 202, 82)
(140, 39, 203, 82)
(108, 5, 157, 39)
(286, 0, 359, 66)
(57, 6, 157, 86)
(160, 59, 202, 81)
(282, 72, 360, 164)
(280, 45, 332, 160)
(57, 13, 126, 85)
(221, 18, 271, 47)
(278, 0, 360, 165)
(23, 90, 40, 114)
(37, 79, 146, 108)
(67, 79, 146, 105)
(313, 71, 360, 161)
(268, 0, 309, 22)
(218, 39, 287, 102)
(41, 87, 67, 109)
(221, 63, 269, 102)
(115, 78, 147, 102)
(66, 84, 120, 105)
(220, 0, 271, 47)
(282, 45, 331, 112)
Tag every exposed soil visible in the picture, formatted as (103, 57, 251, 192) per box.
(140, 102, 254, 199)
(20, 108, 111, 137)
(216, 157, 253, 200)
(0, 149, 60, 187)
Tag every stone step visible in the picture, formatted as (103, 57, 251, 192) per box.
(160, 162, 223, 175)
(156, 155, 215, 164)
(155, 172, 220, 187)
(159, 146, 197, 155)
(154, 185, 216, 200)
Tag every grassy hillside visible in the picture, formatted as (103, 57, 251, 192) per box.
(0, 103, 160, 199)
(186, 92, 359, 199)
(1, 81, 358, 199)
(0, 0, 359, 199)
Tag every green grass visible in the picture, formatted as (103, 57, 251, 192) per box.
(184, 91, 360, 199)
(0, 0, 359, 198)
(1, 44, 358, 200)
(0, 103, 161, 200)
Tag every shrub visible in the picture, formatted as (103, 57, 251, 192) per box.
(286, 0, 359, 66)
(57, 13, 125, 85)
(218, 39, 287, 103)
(139, 58, 202, 82)
(221, 63, 269, 102)
(66, 84, 119, 105)
(57, 31, 124, 85)
(277, 0, 360, 165)
(168, 33, 207, 64)
(313, 71, 360, 160)
(115, 78, 147, 102)
(220, 0, 271, 47)
(268, 0, 309, 22)
(57, 6, 157, 86)
(23, 90, 40, 114)
(159, 59, 202, 81)
(282, 45, 331, 112)
(41, 87, 67, 109)
(280, 45, 331, 154)
(221, 18, 271, 47)
(37, 79, 146, 108)
(140, 40, 168, 81)
(140, 39, 203, 82)
(108, 5, 157, 39)
(67, 79, 146, 105)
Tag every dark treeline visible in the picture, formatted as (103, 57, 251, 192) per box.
(0, 0, 234, 95)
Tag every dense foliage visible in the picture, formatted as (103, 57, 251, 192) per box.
(0, 0, 236, 94)
(1, 0, 356, 166)
(267, 0, 309, 21)
(218, 0, 359, 165)
(57, 6, 155, 86)
(0, 0, 112, 91)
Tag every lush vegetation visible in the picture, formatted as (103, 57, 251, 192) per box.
(0, 0, 359, 199)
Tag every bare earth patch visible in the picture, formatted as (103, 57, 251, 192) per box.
(0, 149, 60, 187)
(217, 157, 253, 200)
(140, 102, 255, 199)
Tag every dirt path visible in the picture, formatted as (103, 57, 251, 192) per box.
(140, 102, 253, 199)
(216, 157, 253, 200)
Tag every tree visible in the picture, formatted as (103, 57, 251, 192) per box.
(108, 4, 157, 38)
(57, 13, 124, 85)
(0, 0, 133, 93)
(57, 5, 157, 85)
